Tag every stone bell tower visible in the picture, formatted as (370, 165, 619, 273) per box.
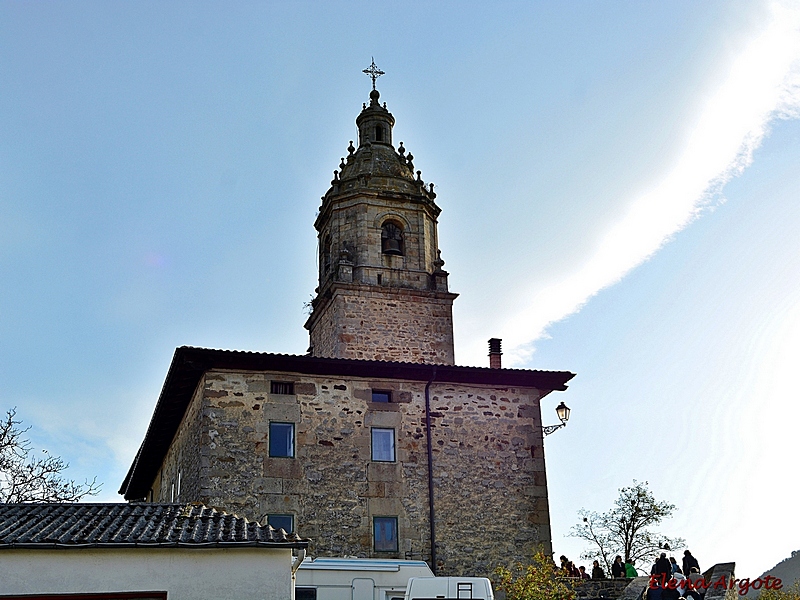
(304, 67, 457, 364)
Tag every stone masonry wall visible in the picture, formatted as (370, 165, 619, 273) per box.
(153, 380, 204, 503)
(309, 286, 456, 364)
(156, 368, 554, 577)
(428, 384, 551, 575)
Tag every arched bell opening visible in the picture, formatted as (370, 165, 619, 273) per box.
(381, 221, 404, 256)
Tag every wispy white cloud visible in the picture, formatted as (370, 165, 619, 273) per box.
(498, 1, 800, 367)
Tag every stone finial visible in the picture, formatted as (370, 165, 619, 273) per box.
(433, 249, 445, 271)
(339, 158, 346, 170)
(348, 141, 355, 155)
(416, 170, 422, 182)
(369, 89, 380, 105)
(398, 142, 405, 156)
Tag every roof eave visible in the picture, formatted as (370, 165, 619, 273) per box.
(121, 346, 575, 500)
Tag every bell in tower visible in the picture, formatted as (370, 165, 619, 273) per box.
(380, 222, 404, 256)
(304, 61, 458, 364)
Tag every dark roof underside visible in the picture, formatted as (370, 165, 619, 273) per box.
(120, 346, 575, 500)
(0, 502, 309, 549)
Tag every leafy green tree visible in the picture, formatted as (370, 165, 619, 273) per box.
(570, 480, 684, 574)
(759, 581, 800, 600)
(495, 551, 577, 600)
(1, 408, 100, 502)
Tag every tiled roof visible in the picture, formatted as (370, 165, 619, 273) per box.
(120, 346, 575, 500)
(0, 502, 309, 549)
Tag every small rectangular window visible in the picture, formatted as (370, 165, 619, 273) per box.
(457, 582, 474, 598)
(269, 422, 295, 457)
(371, 390, 391, 403)
(371, 428, 396, 462)
(296, 588, 318, 600)
(373, 516, 398, 552)
(271, 380, 295, 395)
(267, 513, 294, 533)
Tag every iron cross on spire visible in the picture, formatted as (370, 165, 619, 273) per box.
(362, 58, 385, 90)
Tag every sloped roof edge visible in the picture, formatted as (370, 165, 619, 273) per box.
(0, 502, 309, 549)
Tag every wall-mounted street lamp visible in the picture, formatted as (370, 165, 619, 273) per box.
(543, 402, 571, 436)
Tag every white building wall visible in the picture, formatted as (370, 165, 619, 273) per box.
(0, 547, 293, 600)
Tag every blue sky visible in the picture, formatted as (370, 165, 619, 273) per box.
(2, 0, 799, 579)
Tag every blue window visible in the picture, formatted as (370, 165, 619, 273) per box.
(372, 390, 391, 403)
(371, 428, 396, 462)
(373, 516, 398, 552)
(269, 422, 295, 457)
(267, 514, 294, 533)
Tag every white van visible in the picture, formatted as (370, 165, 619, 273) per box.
(404, 577, 495, 600)
(296, 557, 435, 600)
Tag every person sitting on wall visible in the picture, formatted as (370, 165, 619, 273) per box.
(662, 577, 681, 600)
(655, 553, 672, 581)
(686, 567, 705, 600)
(612, 556, 626, 578)
(625, 559, 638, 578)
(560, 555, 570, 574)
(592, 560, 606, 579)
(683, 551, 700, 577)
(648, 575, 664, 600)
(673, 572, 688, 595)
(670, 557, 683, 575)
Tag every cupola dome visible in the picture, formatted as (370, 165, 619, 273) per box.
(356, 88, 396, 147)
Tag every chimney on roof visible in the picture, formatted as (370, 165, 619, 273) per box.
(488, 338, 502, 369)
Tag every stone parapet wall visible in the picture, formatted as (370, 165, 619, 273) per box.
(705, 563, 737, 600)
(619, 577, 650, 600)
(571, 578, 636, 599)
(155, 368, 552, 577)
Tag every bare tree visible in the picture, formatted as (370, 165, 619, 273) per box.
(570, 481, 684, 574)
(0, 408, 101, 503)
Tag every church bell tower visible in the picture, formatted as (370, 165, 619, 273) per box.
(304, 63, 458, 364)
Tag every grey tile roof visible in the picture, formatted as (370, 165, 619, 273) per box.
(0, 502, 309, 549)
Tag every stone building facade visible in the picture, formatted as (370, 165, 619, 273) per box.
(121, 348, 572, 576)
(120, 84, 575, 577)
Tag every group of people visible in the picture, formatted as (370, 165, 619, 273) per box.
(559, 555, 598, 580)
(558, 550, 702, 589)
(647, 551, 705, 600)
(649, 550, 701, 579)
(559, 553, 640, 580)
(610, 555, 641, 578)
